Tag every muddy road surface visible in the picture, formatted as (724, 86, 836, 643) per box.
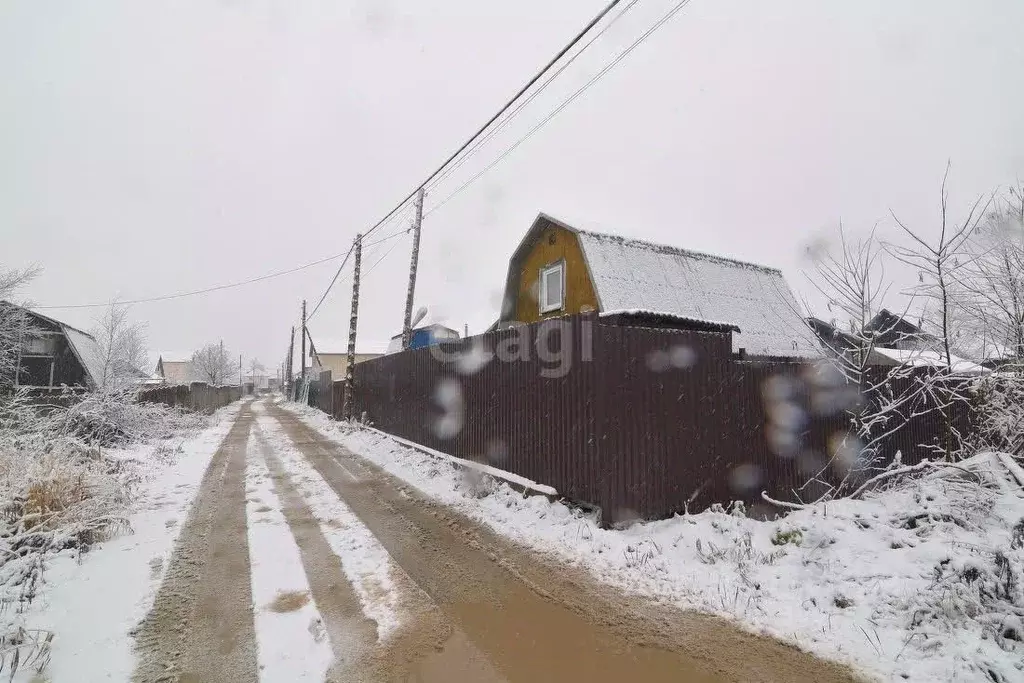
(131, 399, 860, 682)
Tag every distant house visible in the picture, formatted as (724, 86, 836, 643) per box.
(862, 309, 939, 350)
(1, 301, 103, 388)
(155, 356, 195, 385)
(307, 353, 379, 380)
(496, 213, 820, 359)
(305, 336, 386, 380)
(384, 324, 460, 354)
(807, 314, 990, 376)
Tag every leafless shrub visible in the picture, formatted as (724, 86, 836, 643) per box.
(0, 627, 53, 679)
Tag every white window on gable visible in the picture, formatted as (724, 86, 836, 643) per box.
(538, 261, 565, 314)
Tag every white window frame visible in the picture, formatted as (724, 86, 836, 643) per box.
(538, 261, 565, 314)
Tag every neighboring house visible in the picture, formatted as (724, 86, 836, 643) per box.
(311, 352, 381, 378)
(496, 213, 820, 359)
(306, 337, 385, 380)
(870, 347, 989, 375)
(863, 309, 938, 350)
(0, 301, 103, 388)
(155, 356, 195, 385)
(384, 324, 460, 354)
(807, 315, 990, 376)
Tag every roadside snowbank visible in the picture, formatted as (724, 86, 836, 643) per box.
(8, 402, 241, 682)
(285, 403, 1024, 683)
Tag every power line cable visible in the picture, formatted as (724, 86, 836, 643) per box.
(39, 1, 630, 312)
(305, 201, 416, 322)
(364, 231, 410, 277)
(35, 249, 352, 310)
(306, 242, 356, 322)
(425, 0, 694, 220)
(422, 0, 641, 197)
(359, 0, 625, 241)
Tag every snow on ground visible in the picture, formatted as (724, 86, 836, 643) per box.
(285, 402, 1024, 683)
(244, 430, 333, 682)
(9, 403, 240, 683)
(253, 406, 403, 642)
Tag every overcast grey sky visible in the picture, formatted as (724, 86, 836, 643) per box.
(3, 0, 1023, 372)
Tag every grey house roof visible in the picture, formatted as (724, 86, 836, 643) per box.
(502, 214, 821, 358)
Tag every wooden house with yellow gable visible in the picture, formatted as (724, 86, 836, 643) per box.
(496, 213, 820, 359)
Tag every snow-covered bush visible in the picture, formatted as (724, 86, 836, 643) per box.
(0, 388, 208, 675)
(40, 387, 206, 447)
(971, 374, 1024, 456)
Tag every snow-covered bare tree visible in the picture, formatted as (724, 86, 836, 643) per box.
(804, 225, 936, 492)
(958, 182, 1024, 367)
(90, 303, 148, 390)
(0, 265, 40, 388)
(886, 166, 993, 371)
(886, 166, 993, 457)
(247, 358, 265, 388)
(191, 342, 233, 385)
(955, 183, 1024, 454)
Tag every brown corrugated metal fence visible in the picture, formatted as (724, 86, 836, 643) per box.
(327, 314, 973, 521)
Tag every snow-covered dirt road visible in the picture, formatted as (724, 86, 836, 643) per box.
(128, 399, 858, 683)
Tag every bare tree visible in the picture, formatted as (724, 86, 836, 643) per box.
(90, 303, 148, 390)
(247, 357, 265, 389)
(885, 166, 993, 457)
(887, 165, 993, 370)
(191, 342, 233, 385)
(0, 265, 41, 388)
(804, 225, 935, 493)
(959, 182, 1024, 367)
(955, 183, 1024, 454)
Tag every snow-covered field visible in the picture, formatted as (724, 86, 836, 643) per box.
(4, 403, 239, 683)
(287, 403, 1024, 683)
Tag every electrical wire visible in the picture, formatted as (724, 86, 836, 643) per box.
(34, 249, 352, 310)
(364, 231, 409, 277)
(358, 0, 625, 241)
(305, 201, 417, 322)
(422, 0, 641, 197)
(425, 0, 694, 220)
(305, 242, 356, 322)
(38, 0, 637, 313)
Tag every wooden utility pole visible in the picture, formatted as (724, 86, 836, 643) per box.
(343, 234, 363, 420)
(300, 300, 307, 385)
(287, 326, 295, 400)
(239, 354, 243, 392)
(401, 187, 425, 350)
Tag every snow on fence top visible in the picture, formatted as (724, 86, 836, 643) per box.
(575, 229, 821, 358)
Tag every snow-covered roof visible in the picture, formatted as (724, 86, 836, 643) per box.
(61, 324, 104, 388)
(872, 347, 990, 375)
(572, 226, 820, 358)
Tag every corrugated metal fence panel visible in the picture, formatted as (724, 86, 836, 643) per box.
(346, 315, 976, 521)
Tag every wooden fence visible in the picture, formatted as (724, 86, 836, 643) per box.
(306, 314, 974, 521)
(138, 382, 241, 413)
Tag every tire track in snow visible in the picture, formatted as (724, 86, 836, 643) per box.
(248, 422, 377, 681)
(257, 402, 506, 682)
(254, 411, 402, 642)
(244, 429, 336, 682)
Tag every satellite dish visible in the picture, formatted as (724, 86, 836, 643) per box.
(411, 306, 428, 328)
